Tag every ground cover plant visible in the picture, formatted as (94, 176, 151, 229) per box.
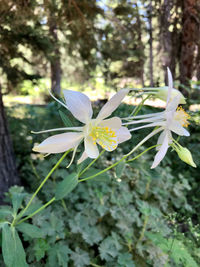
(0, 74, 200, 267)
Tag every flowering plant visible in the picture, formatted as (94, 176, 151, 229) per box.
(1, 68, 196, 266)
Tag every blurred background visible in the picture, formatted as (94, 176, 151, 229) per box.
(0, 1, 200, 266)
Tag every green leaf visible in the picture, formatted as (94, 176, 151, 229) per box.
(79, 168, 110, 182)
(16, 222, 44, 238)
(146, 233, 198, 267)
(70, 248, 90, 267)
(47, 242, 70, 267)
(117, 253, 135, 267)
(55, 173, 78, 200)
(12, 192, 26, 214)
(0, 206, 12, 219)
(116, 160, 126, 178)
(2, 224, 28, 267)
(99, 236, 121, 261)
(33, 238, 49, 261)
(59, 110, 74, 127)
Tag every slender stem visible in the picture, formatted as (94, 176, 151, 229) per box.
(61, 199, 68, 212)
(78, 157, 125, 183)
(125, 145, 158, 163)
(78, 150, 105, 177)
(15, 197, 55, 226)
(129, 95, 151, 118)
(29, 158, 40, 180)
(17, 150, 71, 220)
(136, 215, 149, 247)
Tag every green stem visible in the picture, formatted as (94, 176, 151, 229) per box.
(125, 145, 158, 163)
(78, 150, 105, 177)
(129, 95, 151, 117)
(16, 150, 71, 221)
(78, 157, 124, 183)
(136, 215, 149, 247)
(15, 197, 55, 226)
(29, 158, 40, 180)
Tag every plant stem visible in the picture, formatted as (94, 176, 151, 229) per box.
(16, 150, 71, 221)
(78, 150, 105, 177)
(129, 95, 151, 117)
(15, 197, 55, 226)
(136, 215, 149, 247)
(125, 145, 158, 163)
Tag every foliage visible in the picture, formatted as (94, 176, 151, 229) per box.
(0, 102, 199, 266)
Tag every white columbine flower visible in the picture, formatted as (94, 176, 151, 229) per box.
(32, 89, 131, 164)
(123, 68, 191, 168)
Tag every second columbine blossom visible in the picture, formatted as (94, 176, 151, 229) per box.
(123, 68, 195, 168)
(32, 89, 131, 163)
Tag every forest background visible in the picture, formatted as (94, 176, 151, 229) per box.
(0, 0, 200, 266)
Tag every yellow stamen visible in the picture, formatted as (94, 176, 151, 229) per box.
(89, 125, 117, 150)
(174, 106, 190, 127)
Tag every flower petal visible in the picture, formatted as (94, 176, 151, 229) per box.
(166, 67, 173, 105)
(122, 111, 164, 120)
(129, 122, 165, 132)
(63, 90, 93, 123)
(84, 136, 99, 158)
(169, 121, 190, 136)
(99, 117, 122, 129)
(166, 95, 180, 113)
(156, 131, 166, 151)
(77, 151, 88, 164)
(151, 133, 169, 168)
(97, 89, 129, 120)
(156, 130, 172, 151)
(116, 127, 131, 144)
(33, 132, 83, 154)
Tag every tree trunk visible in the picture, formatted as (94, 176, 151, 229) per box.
(179, 0, 199, 95)
(160, 0, 181, 83)
(136, 3, 145, 87)
(148, 1, 154, 87)
(49, 19, 62, 97)
(0, 86, 20, 203)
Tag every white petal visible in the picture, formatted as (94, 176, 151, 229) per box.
(84, 136, 99, 158)
(116, 127, 131, 144)
(166, 95, 180, 112)
(151, 133, 169, 168)
(129, 122, 165, 132)
(166, 67, 173, 105)
(156, 131, 166, 151)
(122, 111, 164, 120)
(31, 126, 83, 134)
(33, 132, 83, 154)
(66, 145, 78, 168)
(77, 151, 88, 164)
(97, 89, 129, 120)
(123, 114, 164, 126)
(63, 90, 93, 124)
(169, 121, 190, 136)
(99, 117, 122, 129)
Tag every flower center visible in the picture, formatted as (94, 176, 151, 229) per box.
(174, 106, 190, 127)
(89, 126, 117, 150)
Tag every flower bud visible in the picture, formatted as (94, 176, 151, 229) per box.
(175, 145, 196, 168)
(154, 86, 186, 104)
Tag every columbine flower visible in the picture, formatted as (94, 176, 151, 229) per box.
(32, 89, 131, 164)
(130, 69, 185, 104)
(123, 68, 191, 168)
